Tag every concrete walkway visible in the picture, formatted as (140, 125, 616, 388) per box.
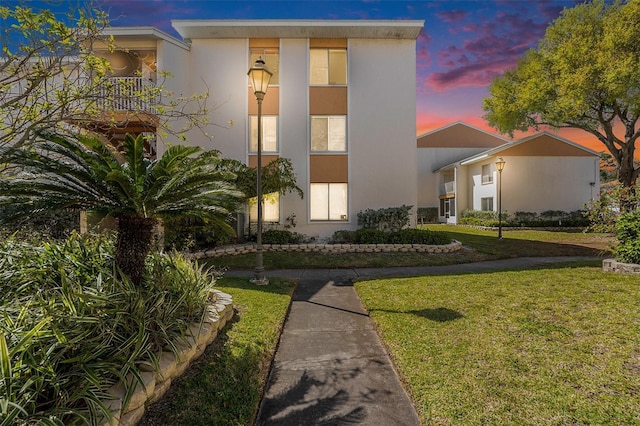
(225, 256, 599, 425)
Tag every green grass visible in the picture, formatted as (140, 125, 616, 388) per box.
(139, 277, 296, 426)
(355, 265, 640, 425)
(205, 226, 613, 270)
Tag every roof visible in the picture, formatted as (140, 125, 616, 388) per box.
(436, 131, 600, 171)
(417, 121, 509, 148)
(102, 27, 191, 50)
(171, 20, 424, 40)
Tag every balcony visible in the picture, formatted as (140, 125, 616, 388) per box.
(75, 76, 159, 136)
(439, 181, 455, 195)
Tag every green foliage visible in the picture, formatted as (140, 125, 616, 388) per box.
(164, 216, 236, 251)
(0, 206, 79, 242)
(459, 209, 501, 227)
(330, 230, 357, 244)
(614, 209, 640, 264)
(417, 207, 439, 224)
(220, 157, 304, 200)
(355, 228, 388, 244)
(387, 229, 451, 245)
(0, 232, 217, 424)
(483, 0, 640, 189)
(261, 229, 305, 245)
(0, 132, 242, 284)
(584, 183, 640, 233)
(357, 205, 412, 232)
(460, 209, 588, 228)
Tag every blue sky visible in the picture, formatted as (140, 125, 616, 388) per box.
(19, 0, 595, 146)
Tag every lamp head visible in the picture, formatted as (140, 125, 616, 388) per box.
(495, 157, 506, 172)
(248, 57, 273, 99)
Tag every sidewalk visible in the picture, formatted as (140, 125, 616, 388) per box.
(225, 256, 599, 425)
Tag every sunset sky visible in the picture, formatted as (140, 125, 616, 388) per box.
(31, 0, 605, 152)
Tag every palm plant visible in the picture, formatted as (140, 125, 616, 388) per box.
(0, 132, 242, 284)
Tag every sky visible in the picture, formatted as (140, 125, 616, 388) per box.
(27, 0, 603, 151)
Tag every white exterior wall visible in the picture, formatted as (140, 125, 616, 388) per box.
(418, 147, 491, 208)
(499, 156, 599, 213)
(184, 39, 248, 160)
(156, 40, 191, 151)
(348, 38, 418, 228)
(278, 39, 310, 233)
(469, 161, 498, 213)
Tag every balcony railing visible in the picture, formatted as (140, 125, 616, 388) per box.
(439, 181, 455, 194)
(97, 77, 157, 113)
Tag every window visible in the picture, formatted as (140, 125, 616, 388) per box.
(249, 116, 278, 152)
(310, 49, 347, 85)
(310, 183, 348, 221)
(482, 164, 493, 184)
(311, 116, 346, 152)
(481, 197, 494, 212)
(249, 192, 280, 223)
(250, 49, 279, 85)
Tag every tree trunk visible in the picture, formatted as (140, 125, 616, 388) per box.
(115, 215, 157, 285)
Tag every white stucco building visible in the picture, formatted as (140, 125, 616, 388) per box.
(418, 122, 600, 224)
(93, 20, 423, 239)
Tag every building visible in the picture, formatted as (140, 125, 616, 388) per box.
(93, 20, 424, 239)
(418, 122, 600, 224)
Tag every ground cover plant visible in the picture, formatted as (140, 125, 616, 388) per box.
(355, 265, 640, 425)
(139, 277, 296, 425)
(0, 233, 218, 424)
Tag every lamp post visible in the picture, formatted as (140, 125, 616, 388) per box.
(248, 57, 272, 285)
(496, 157, 506, 240)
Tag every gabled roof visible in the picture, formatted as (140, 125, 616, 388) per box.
(417, 121, 509, 148)
(435, 131, 599, 172)
(171, 20, 424, 40)
(459, 132, 600, 166)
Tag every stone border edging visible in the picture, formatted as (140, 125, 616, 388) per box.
(101, 290, 234, 426)
(603, 258, 640, 274)
(188, 240, 463, 259)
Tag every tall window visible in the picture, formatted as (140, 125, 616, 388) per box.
(249, 192, 280, 223)
(310, 49, 347, 85)
(481, 197, 494, 211)
(249, 116, 278, 152)
(311, 116, 346, 152)
(310, 183, 348, 221)
(482, 164, 493, 184)
(250, 49, 279, 85)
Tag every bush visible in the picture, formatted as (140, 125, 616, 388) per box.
(614, 209, 640, 264)
(0, 232, 217, 424)
(417, 207, 439, 224)
(355, 228, 388, 244)
(0, 206, 79, 242)
(357, 205, 412, 232)
(388, 228, 451, 245)
(330, 230, 357, 244)
(261, 229, 306, 244)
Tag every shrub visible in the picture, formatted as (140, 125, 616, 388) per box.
(388, 228, 451, 245)
(357, 205, 412, 232)
(330, 230, 357, 244)
(417, 207, 439, 224)
(261, 229, 306, 244)
(0, 232, 217, 424)
(614, 209, 640, 264)
(355, 228, 388, 244)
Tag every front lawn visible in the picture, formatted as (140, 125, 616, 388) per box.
(139, 277, 296, 425)
(355, 265, 639, 425)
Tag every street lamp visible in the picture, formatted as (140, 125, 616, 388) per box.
(248, 57, 272, 285)
(496, 157, 506, 240)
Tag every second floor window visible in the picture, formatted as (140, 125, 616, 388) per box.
(311, 116, 346, 152)
(310, 48, 347, 85)
(482, 164, 493, 184)
(250, 116, 278, 153)
(250, 49, 279, 85)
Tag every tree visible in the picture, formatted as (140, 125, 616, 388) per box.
(483, 0, 640, 203)
(0, 132, 242, 284)
(0, 2, 210, 152)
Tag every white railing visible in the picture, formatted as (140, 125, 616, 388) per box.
(97, 77, 157, 112)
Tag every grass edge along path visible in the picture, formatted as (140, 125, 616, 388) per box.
(355, 264, 640, 425)
(139, 277, 296, 426)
